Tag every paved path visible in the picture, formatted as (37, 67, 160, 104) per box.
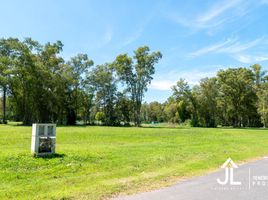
(115, 158, 268, 200)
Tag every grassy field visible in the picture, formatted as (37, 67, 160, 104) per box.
(1, 124, 268, 199)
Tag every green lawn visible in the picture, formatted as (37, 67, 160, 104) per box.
(1, 124, 268, 200)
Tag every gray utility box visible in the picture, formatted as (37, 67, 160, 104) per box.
(31, 124, 56, 156)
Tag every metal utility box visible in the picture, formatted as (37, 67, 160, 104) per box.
(31, 124, 56, 156)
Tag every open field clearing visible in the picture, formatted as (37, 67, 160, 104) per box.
(1, 125, 268, 199)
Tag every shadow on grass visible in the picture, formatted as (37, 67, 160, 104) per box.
(34, 153, 66, 159)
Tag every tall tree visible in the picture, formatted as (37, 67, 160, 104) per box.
(171, 79, 194, 124)
(257, 82, 268, 128)
(217, 68, 259, 127)
(66, 54, 94, 125)
(198, 77, 219, 127)
(0, 53, 10, 124)
(0, 38, 69, 125)
(0, 38, 34, 124)
(115, 92, 132, 125)
(35, 40, 65, 123)
(113, 46, 162, 126)
(251, 64, 266, 87)
(0, 38, 21, 123)
(163, 97, 178, 123)
(87, 64, 118, 125)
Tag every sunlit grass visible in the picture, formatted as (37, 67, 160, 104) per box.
(0, 124, 268, 199)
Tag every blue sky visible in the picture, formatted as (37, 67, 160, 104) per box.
(1, 0, 268, 102)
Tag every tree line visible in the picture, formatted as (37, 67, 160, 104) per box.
(0, 38, 267, 128)
(141, 65, 268, 128)
(0, 38, 162, 126)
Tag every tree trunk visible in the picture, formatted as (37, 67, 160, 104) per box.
(67, 108, 76, 125)
(3, 86, 7, 124)
(134, 101, 141, 127)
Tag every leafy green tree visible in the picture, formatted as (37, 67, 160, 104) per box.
(251, 64, 266, 87)
(95, 111, 105, 124)
(115, 93, 132, 125)
(66, 54, 94, 125)
(80, 92, 94, 124)
(148, 101, 164, 122)
(0, 38, 69, 125)
(257, 82, 268, 127)
(2, 36, 267, 129)
(197, 77, 219, 127)
(113, 46, 162, 126)
(171, 79, 195, 125)
(217, 68, 260, 127)
(87, 64, 118, 125)
(176, 100, 190, 123)
(141, 102, 149, 123)
(1, 38, 37, 124)
(34, 40, 65, 123)
(163, 97, 178, 123)
(0, 48, 10, 124)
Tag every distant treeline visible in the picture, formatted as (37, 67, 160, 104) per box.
(0, 38, 162, 126)
(142, 65, 268, 128)
(0, 38, 267, 127)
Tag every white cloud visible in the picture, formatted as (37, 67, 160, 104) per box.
(178, 70, 218, 85)
(190, 36, 265, 57)
(233, 54, 268, 63)
(217, 37, 264, 53)
(197, 0, 241, 24)
(190, 37, 237, 57)
(164, 0, 254, 31)
(149, 80, 175, 91)
(149, 69, 221, 91)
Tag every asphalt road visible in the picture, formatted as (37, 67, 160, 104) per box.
(115, 157, 268, 200)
